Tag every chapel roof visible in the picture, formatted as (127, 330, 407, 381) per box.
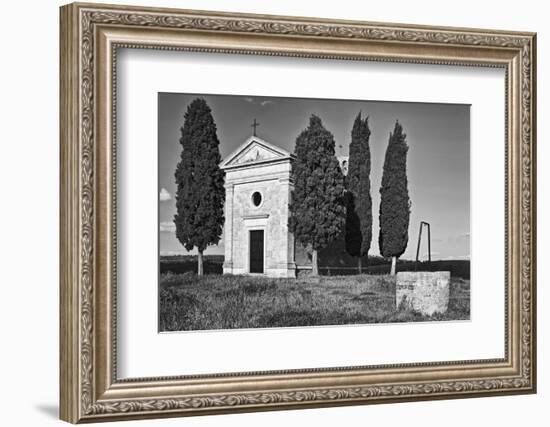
(220, 135, 294, 169)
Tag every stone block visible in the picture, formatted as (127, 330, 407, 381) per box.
(396, 271, 450, 316)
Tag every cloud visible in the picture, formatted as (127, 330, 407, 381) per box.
(441, 255, 471, 260)
(242, 97, 274, 107)
(160, 221, 176, 232)
(159, 188, 171, 202)
(160, 250, 185, 256)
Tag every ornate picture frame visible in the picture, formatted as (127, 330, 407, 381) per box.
(60, 2, 536, 423)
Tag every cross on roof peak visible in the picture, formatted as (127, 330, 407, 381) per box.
(251, 118, 260, 136)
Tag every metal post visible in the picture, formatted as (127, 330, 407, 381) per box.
(416, 221, 432, 263)
(415, 222, 423, 262)
(427, 222, 431, 262)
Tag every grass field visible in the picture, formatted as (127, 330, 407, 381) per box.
(159, 273, 470, 332)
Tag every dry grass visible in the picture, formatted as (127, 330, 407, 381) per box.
(159, 273, 470, 332)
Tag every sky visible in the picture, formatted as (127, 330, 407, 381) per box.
(158, 92, 470, 261)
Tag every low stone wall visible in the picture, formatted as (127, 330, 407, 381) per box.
(396, 271, 450, 316)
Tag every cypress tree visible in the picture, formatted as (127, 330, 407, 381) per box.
(289, 115, 345, 276)
(345, 112, 372, 273)
(379, 121, 411, 275)
(174, 98, 225, 276)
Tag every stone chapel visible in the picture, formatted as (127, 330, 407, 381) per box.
(220, 135, 297, 278)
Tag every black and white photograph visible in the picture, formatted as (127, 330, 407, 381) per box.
(158, 93, 470, 332)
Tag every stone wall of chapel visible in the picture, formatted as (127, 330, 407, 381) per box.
(231, 177, 290, 271)
(225, 161, 291, 182)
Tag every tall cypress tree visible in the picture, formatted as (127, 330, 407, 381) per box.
(379, 121, 411, 275)
(174, 98, 225, 276)
(345, 113, 372, 273)
(289, 115, 345, 276)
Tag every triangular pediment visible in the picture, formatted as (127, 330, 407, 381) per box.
(220, 136, 292, 168)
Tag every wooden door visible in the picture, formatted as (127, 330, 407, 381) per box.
(249, 230, 264, 273)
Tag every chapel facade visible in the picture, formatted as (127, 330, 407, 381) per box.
(220, 136, 297, 278)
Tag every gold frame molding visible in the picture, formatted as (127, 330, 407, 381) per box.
(60, 2, 537, 423)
